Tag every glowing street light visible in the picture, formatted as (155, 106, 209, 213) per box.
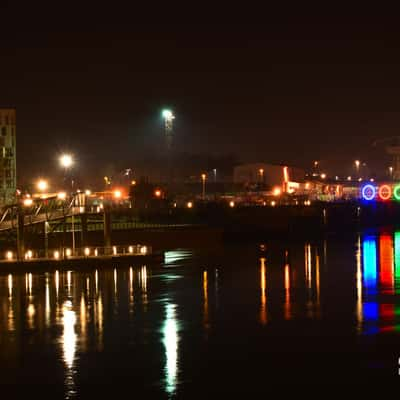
(258, 168, 264, 183)
(37, 179, 48, 192)
(389, 166, 394, 180)
(59, 154, 73, 169)
(114, 190, 122, 199)
(201, 174, 206, 200)
(320, 173, 326, 179)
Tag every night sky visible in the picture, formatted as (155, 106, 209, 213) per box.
(1, 4, 400, 187)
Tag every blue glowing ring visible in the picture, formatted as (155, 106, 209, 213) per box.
(362, 184, 376, 201)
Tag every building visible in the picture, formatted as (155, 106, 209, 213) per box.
(0, 108, 17, 206)
(233, 163, 305, 192)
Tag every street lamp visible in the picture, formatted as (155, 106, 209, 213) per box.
(37, 179, 48, 192)
(259, 168, 264, 183)
(59, 154, 75, 255)
(162, 109, 175, 183)
(389, 166, 393, 180)
(355, 160, 360, 177)
(201, 173, 206, 200)
(59, 154, 74, 191)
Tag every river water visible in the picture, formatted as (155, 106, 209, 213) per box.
(0, 231, 399, 396)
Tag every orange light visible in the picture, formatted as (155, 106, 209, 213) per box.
(23, 198, 33, 206)
(272, 187, 281, 196)
(114, 190, 122, 199)
(378, 185, 392, 201)
(154, 189, 162, 198)
(283, 166, 289, 183)
(201, 173, 206, 181)
(131, 180, 136, 185)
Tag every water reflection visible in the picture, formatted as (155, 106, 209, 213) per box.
(359, 231, 400, 334)
(259, 257, 267, 325)
(62, 300, 77, 399)
(162, 303, 179, 396)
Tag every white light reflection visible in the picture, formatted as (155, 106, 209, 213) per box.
(45, 276, 51, 326)
(8, 274, 12, 298)
(62, 300, 77, 398)
(55, 270, 59, 298)
(162, 303, 179, 395)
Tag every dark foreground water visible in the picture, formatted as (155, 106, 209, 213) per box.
(1, 231, 400, 396)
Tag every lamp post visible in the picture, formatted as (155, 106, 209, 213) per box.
(59, 154, 75, 254)
(162, 109, 175, 184)
(354, 160, 360, 178)
(201, 173, 206, 200)
(258, 168, 264, 184)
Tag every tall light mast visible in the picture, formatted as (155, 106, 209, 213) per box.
(162, 109, 175, 183)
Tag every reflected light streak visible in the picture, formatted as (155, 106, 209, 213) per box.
(95, 270, 98, 294)
(55, 270, 59, 298)
(363, 237, 377, 293)
(129, 267, 134, 312)
(45, 276, 51, 326)
(162, 304, 179, 396)
(305, 244, 312, 289)
(316, 252, 321, 317)
(284, 264, 291, 320)
(141, 266, 148, 306)
(27, 303, 35, 329)
(395, 232, 400, 284)
(114, 268, 117, 295)
(67, 271, 72, 295)
(260, 257, 267, 325)
(62, 300, 77, 398)
(356, 236, 363, 333)
(203, 270, 209, 330)
(379, 235, 394, 293)
(8, 274, 12, 298)
(28, 273, 32, 296)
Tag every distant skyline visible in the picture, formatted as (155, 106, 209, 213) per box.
(2, 5, 400, 185)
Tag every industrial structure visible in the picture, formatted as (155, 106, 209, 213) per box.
(0, 108, 17, 206)
(233, 163, 305, 192)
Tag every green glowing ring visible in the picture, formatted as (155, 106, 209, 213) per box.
(394, 185, 400, 201)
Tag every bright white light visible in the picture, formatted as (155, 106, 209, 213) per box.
(320, 173, 326, 179)
(62, 300, 76, 369)
(187, 201, 193, 209)
(162, 304, 179, 395)
(6, 251, 13, 260)
(66, 248, 72, 257)
(84, 247, 90, 256)
(85, 190, 91, 196)
(229, 201, 235, 208)
(129, 246, 133, 254)
(37, 179, 48, 192)
(271, 201, 276, 206)
(23, 198, 33, 206)
(60, 154, 73, 169)
(57, 192, 67, 200)
(114, 190, 122, 199)
(140, 246, 147, 255)
(162, 109, 174, 120)
(54, 251, 60, 259)
(113, 246, 117, 255)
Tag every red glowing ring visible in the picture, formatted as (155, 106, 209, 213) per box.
(378, 185, 392, 201)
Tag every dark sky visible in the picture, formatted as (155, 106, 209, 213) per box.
(2, 4, 400, 186)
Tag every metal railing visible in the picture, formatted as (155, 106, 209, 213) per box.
(0, 244, 151, 262)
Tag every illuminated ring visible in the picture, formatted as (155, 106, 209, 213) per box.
(394, 185, 400, 201)
(362, 184, 376, 201)
(378, 185, 392, 201)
